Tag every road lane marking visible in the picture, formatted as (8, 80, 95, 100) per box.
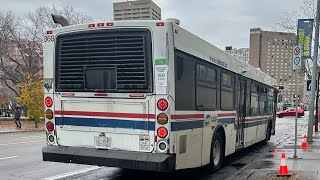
(0, 140, 45, 146)
(19, 135, 43, 139)
(44, 166, 102, 180)
(0, 156, 18, 160)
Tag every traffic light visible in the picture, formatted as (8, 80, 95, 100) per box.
(278, 85, 284, 90)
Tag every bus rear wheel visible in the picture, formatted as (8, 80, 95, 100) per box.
(209, 133, 224, 172)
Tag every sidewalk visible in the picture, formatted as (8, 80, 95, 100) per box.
(0, 120, 45, 134)
(231, 126, 320, 179)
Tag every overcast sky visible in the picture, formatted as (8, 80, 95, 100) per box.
(0, 0, 304, 49)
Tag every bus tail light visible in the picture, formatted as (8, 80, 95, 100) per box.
(45, 109, 54, 119)
(157, 113, 168, 125)
(46, 121, 54, 132)
(45, 97, 53, 107)
(157, 99, 168, 111)
(157, 127, 168, 138)
(47, 30, 53, 34)
(107, 22, 113, 26)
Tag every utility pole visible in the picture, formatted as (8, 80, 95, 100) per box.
(308, 0, 320, 142)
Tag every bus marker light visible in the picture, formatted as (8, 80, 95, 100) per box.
(45, 109, 54, 119)
(129, 93, 144, 97)
(88, 24, 95, 27)
(94, 93, 108, 97)
(62, 93, 74, 97)
(157, 99, 168, 111)
(97, 23, 105, 27)
(45, 97, 53, 107)
(157, 113, 168, 125)
(46, 121, 54, 132)
(156, 22, 164, 26)
(157, 127, 168, 138)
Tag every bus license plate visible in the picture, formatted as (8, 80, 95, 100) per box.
(95, 136, 112, 148)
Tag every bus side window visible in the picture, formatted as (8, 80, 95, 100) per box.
(196, 64, 217, 110)
(176, 56, 184, 80)
(221, 72, 235, 110)
(250, 83, 259, 116)
(175, 51, 196, 110)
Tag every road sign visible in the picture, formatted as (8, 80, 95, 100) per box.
(292, 45, 302, 70)
(307, 79, 312, 91)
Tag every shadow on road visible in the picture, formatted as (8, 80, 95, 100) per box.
(109, 142, 271, 180)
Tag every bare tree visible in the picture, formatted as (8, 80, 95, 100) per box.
(26, 5, 93, 43)
(0, 5, 93, 96)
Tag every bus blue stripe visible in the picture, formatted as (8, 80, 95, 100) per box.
(171, 120, 204, 131)
(55, 117, 155, 130)
(54, 117, 269, 131)
(217, 118, 235, 124)
(55, 117, 204, 131)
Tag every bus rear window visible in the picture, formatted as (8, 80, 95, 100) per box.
(85, 67, 116, 90)
(55, 28, 152, 92)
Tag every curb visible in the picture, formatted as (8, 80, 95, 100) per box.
(0, 129, 45, 135)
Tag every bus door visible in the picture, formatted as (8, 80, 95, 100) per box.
(236, 78, 246, 150)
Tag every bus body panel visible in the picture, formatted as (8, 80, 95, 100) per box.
(54, 96, 155, 152)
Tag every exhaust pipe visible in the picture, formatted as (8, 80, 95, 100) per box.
(51, 14, 70, 27)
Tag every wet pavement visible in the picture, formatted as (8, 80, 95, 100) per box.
(2, 113, 320, 179)
(229, 112, 320, 180)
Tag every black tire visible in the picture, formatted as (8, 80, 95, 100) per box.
(298, 113, 303, 118)
(279, 114, 284, 118)
(209, 133, 225, 172)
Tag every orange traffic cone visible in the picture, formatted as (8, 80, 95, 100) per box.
(277, 153, 291, 177)
(301, 134, 308, 149)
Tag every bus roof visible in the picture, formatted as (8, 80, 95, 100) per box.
(172, 22, 277, 87)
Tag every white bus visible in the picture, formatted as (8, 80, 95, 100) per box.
(42, 17, 278, 172)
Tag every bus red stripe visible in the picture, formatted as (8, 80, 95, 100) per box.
(171, 114, 204, 119)
(218, 113, 236, 117)
(245, 117, 270, 121)
(55, 110, 156, 119)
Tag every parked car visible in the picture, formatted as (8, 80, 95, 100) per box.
(277, 108, 305, 118)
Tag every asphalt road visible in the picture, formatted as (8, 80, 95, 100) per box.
(0, 114, 301, 180)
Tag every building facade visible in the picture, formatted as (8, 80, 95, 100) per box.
(225, 46, 249, 63)
(249, 28, 305, 104)
(113, 0, 161, 21)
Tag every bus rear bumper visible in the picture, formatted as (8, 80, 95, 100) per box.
(42, 145, 176, 172)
